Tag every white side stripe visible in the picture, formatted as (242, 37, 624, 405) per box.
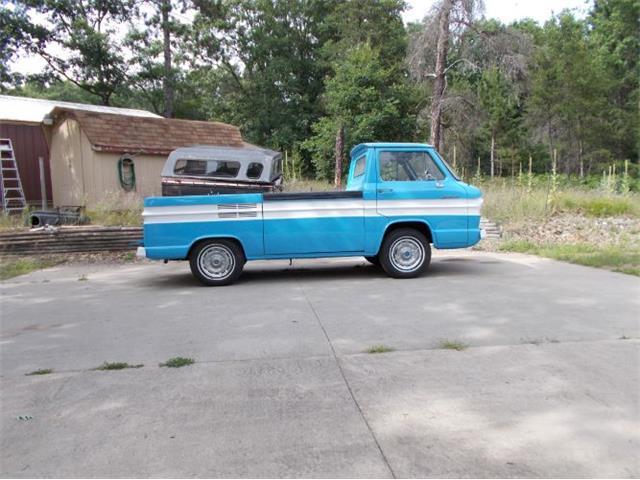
(143, 197, 483, 224)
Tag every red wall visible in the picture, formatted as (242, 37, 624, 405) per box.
(0, 123, 53, 206)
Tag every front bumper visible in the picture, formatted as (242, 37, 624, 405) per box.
(136, 246, 147, 258)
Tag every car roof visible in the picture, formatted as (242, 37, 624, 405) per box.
(350, 142, 435, 157)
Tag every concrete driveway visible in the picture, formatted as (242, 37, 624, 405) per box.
(1, 250, 639, 478)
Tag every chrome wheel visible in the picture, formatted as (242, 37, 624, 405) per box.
(197, 244, 235, 280)
(389, 236, 425, 273)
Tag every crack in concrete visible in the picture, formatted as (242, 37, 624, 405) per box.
(295, 277, 397, 479)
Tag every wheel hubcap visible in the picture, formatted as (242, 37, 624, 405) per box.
(389, 236, 424, 272)
(198, 245, 235, 280)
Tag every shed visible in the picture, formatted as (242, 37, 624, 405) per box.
(47, 108, 244, 206)
(0, 95, 245, 209)
(0, 94, 161, 208)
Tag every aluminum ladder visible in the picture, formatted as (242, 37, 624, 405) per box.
(0, 138, 27, 213)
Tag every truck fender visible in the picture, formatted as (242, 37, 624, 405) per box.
(375, 219, 436, 254)
(187, 235, 247, 261)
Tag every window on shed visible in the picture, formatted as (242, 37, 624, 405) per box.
(246, 162, 264, 179)
(379, 151, 444, 182)
(174, 159, 241, 178)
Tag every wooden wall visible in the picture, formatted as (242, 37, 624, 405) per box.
(0, 122, 53, 206)
(49, 118, 165, 207)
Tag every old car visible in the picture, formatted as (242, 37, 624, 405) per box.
(161, 145, 283, 196)
(140, 142, 485, 286)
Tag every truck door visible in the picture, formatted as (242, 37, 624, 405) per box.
(374, 148, 468, 247)
(263, 191, 365, 255)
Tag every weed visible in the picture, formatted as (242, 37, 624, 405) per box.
(439, 340, 468, 351)
(85, 192, 143, 226)
(25, 368, 53, 376)
(365, 344, 395, 354)
(78, 274, 88, 281)
(619, 334, 631, 340)
(159, 357, 194, 368)
(0, 258, 61, 280)
(94, 362, 143, 370)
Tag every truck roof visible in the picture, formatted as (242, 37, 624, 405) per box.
(350, 142, 434, 157)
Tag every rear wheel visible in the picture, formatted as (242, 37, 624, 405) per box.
(379, 228, 431, 278)
(364, 255, 380, 266)
(189, 239, 244, 286)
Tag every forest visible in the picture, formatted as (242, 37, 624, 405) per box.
(1, 0, 638, 183)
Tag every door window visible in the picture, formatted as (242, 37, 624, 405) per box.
(379, 151, 444, 181)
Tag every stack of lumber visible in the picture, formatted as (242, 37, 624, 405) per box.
(0, 226, 142, 255)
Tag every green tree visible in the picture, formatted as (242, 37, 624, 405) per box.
(477, 67, 522, 177)
(10, 0, 135, 105)
(192, 0, 334, 153)
(527, 12, 612, 175)
(589, 0, 639, 163)
(125, 0, 193, 117)
(304, 44, 416, 180)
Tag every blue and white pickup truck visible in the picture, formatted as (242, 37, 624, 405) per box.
(138, 143, 484, 285)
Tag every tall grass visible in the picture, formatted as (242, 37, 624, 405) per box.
(85, 192, 143, 226)
(480, 178, 640, 224)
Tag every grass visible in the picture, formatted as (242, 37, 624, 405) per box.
(438, 340, 469, 351)
(25, 368, 53, 376)
(365, 344, 395, 354)
(0, 211, 28, 229)
(94, 362, 144, 371)
(480, 179, 640, 224)
(0, 257, 61, 280)
(499, 240, 640, 276)
(85, 192, 143, 226)
(159, 357, 194, 368)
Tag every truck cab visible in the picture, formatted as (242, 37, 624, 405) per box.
(140, 142, 483, 285)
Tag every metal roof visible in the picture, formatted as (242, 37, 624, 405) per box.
(0, 95, 161, 124)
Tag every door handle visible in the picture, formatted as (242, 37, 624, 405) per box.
(377, 188, 394, 194)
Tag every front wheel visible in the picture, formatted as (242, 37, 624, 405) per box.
(189, 239, 244, 286)
(379, 228, 431, 279)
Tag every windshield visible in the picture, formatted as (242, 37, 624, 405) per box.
(434, 152, 461, 181)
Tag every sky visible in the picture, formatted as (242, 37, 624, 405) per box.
(402, 0, 591, 25)
(12, 0, 593, 76)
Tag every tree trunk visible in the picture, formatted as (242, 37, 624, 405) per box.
(162, 0, 174, 118)
(334, 125, 344, 188)
(490, 133, 495, 178)
(429, 0, 452, 153)
(579, 139, 584, 178)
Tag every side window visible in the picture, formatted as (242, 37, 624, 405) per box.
(247, 162, 264, 179)
(271, 155, 282, 179)
(353, 155, 366, 177)
(379, 151, 444, 182)
(174, 159, 241, 178)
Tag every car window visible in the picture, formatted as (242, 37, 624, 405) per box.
(379, 151, 444, 181)
(246, 162, 264, 179)
(174, 159, 241, 178)
(353, 155, 366, 177)
(271, 155, 282, 178)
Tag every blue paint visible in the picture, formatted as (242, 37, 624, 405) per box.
(142, 143, 484, 262)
